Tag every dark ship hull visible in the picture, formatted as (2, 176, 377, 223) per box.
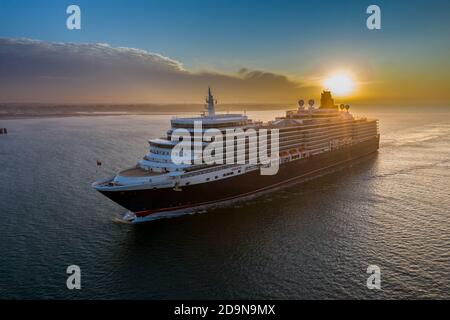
(99, 136, 379, 218)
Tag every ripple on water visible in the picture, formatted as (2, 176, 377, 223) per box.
(0, 111, 449, 299)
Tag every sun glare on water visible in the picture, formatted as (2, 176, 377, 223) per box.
(323, 73, 355, 97)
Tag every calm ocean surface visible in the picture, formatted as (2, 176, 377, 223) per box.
(0, 109, 449, 299)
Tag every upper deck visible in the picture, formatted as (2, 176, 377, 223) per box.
(171, 114, 249, 128)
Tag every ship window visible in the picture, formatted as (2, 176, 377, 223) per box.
(215, 176, 218, 179)
(206, 178, 210, 181)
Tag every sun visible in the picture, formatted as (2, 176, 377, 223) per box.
(323, 73, 355, 97)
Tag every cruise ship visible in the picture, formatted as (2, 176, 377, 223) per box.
(93, 88, 379, 223)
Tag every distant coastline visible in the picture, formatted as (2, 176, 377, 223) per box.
(0, 103, 289, 120)
(1, 103, 449, 120)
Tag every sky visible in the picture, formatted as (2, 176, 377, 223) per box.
(0, 0, 449, 105)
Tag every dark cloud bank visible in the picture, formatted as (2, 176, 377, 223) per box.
(0, 38, 311, 104)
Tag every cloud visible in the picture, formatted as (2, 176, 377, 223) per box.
(0, 38, 311, 103)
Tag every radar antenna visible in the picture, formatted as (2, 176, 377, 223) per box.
(206, 86, 216, 116)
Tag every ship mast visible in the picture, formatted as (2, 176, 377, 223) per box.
(206, 86, 216, 116)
